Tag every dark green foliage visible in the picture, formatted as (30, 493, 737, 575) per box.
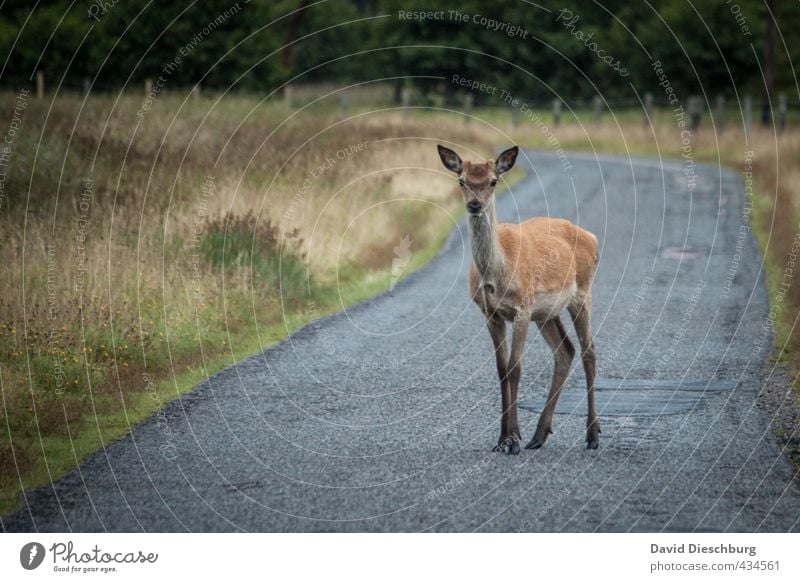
(0, 1, 794, 101)
(0, 0, 286, 90)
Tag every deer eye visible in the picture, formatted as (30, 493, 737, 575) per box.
(458, 177, 465, 186)
(489, 179, 498, 187)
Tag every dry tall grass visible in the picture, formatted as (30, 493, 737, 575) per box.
(2, 89, 797, 513)
(0, 91, 493, 511)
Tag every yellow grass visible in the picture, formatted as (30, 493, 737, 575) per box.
(2, 89, 798, 514)
(0, 91, 495, 513)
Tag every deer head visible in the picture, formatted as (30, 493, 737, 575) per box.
(437, 145, 519, 215)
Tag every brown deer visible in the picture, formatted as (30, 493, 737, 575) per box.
(437, 145, 600, 454)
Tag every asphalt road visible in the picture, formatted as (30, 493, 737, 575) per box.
(4, 150, 799, 532)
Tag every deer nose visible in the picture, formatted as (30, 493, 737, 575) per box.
(467, 200, 483, 214)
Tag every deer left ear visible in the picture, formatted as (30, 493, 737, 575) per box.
(495, 146, 519, 175)
(437, 145, 463, 174)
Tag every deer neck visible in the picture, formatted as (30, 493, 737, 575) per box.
(468, 201, 505, 288)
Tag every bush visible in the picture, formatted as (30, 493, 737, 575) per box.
(199, 211, 316, 304)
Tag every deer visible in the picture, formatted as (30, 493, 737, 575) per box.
(437, 145, 600, 455)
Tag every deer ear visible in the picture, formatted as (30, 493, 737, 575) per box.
(437, 145, 463, 174)
(495, 146, 519, 174)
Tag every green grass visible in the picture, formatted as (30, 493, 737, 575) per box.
(7, 92, 796, 514)
(749, 187, 793, 361)
(1, 92, 501, 516)
(0, 166, 521, 517)
(0, 258, 386, 514)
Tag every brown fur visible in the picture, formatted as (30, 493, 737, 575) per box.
(469, 218, 597, 311)
(437, 144, 600, 453)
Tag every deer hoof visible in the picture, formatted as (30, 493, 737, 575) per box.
(525, 428, 551, 449)
(524, 437, 544, 450)
(492, 436, 520, 455)
(586, 422, 600, 449)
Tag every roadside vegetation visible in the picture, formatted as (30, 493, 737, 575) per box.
(0, 90, 494, 514)
(1, 86, 797, 514)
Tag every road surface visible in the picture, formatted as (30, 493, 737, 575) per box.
(4, 150, 799, 532)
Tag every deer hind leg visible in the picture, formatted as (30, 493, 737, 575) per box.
(525, 317, 575, 450)
(486, 316, 519, 454)
(568, 294, 600, 449)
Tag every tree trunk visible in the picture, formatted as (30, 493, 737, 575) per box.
(761, 0, 775, 125)
(281, 0, 312, 71)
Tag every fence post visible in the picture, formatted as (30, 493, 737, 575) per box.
(593, 95, 602, 125)
(778, 93, 787, 134)
(714, 95, 726, 131)
(83, 78, 91, 96)
(36, 70, 44, 99)
(552, 98, 561, 127)
(144, 78, 153, 97)
(687, 96, 702, 130)
(511, 103, 520, 127)
(744, 95, 752, 137)
(643, 92, 653, 127)
(340, 91, 349, 119)
(401, 86, 412, 119)
(191, 85, 201, 99)
(464, 93, 474, 125)
(284, 84, 294, 108)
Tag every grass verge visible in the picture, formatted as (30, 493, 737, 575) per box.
(3, 90, 796, 517)
(0, 92, 503, 515)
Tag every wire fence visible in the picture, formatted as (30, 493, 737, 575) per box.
(3, 74, 799, 134)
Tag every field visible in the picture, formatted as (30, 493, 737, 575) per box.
(1, 88, 798, 514)
(0, 91, 498, 513)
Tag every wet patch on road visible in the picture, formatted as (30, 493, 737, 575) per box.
(659, 245, 704, 260)
(519, 378, 737, 416)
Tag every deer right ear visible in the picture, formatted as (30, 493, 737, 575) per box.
(437, 145, 463, 174)
(495, 146, 519, 175)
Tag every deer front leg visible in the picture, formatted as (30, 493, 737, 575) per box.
(506, 314, 530, 455)
(486, 316, 518, 454)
